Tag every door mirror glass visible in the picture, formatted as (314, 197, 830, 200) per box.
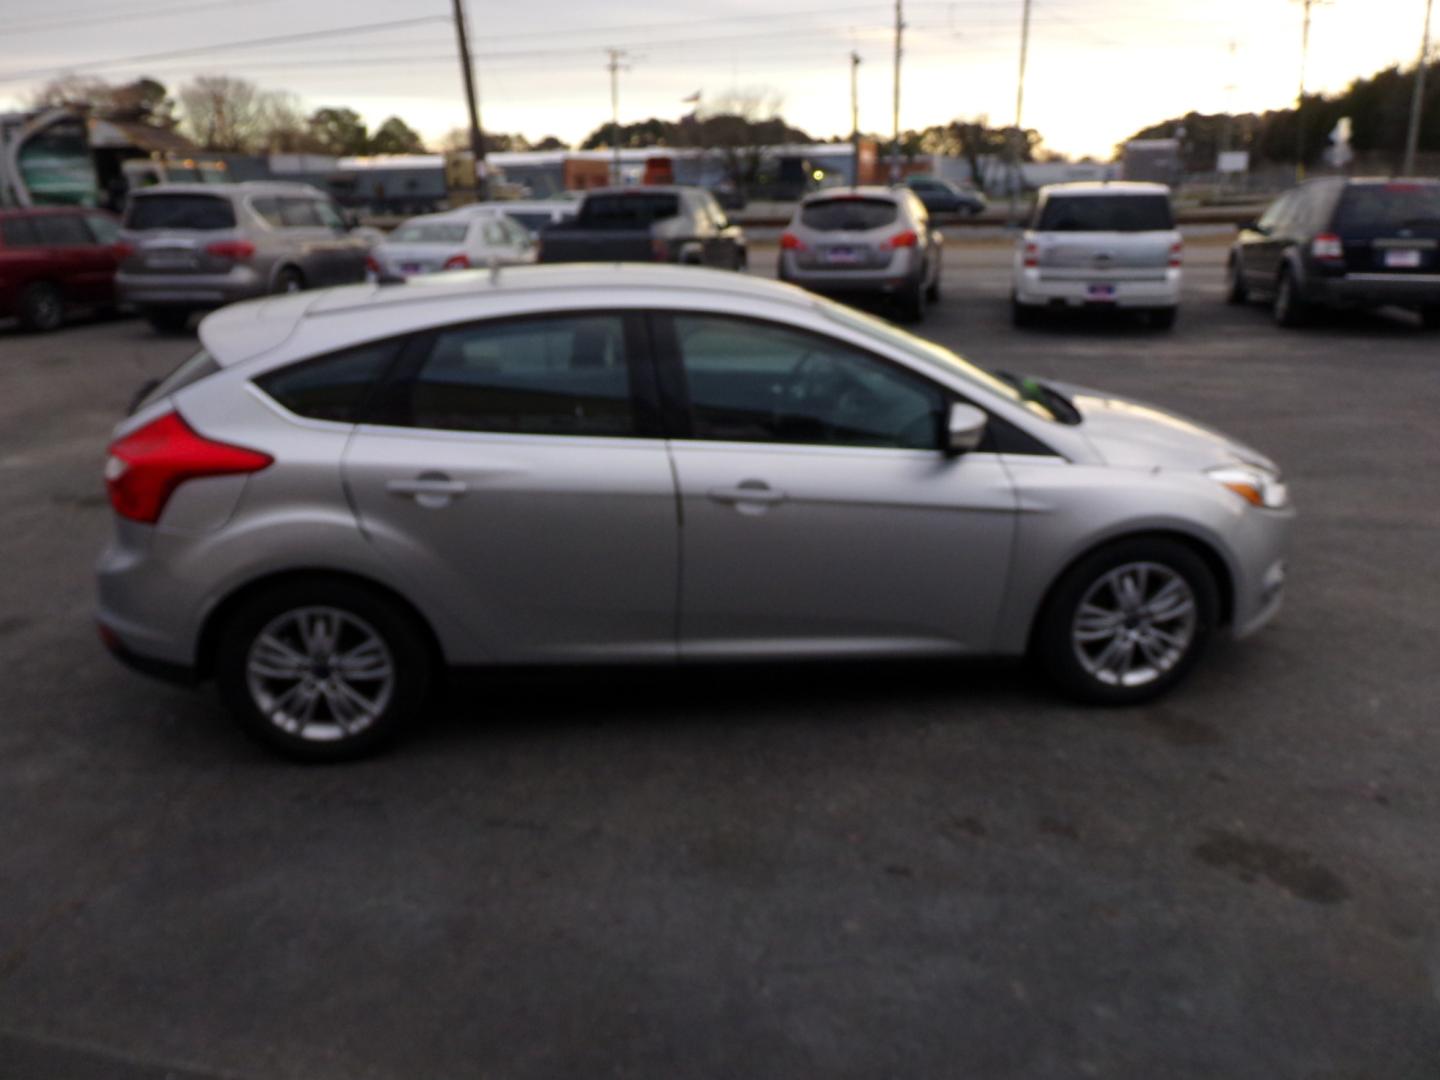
(946, 402, 988, 455)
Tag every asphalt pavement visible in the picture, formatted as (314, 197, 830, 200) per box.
(1, 243, 1438, 1079)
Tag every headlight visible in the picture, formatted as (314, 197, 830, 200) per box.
(1207, 464, 1289, 509)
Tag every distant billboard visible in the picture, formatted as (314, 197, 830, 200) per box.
(1216, 151, 1250, 174)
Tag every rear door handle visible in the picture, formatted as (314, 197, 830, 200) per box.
(708, 482, 787, 509)
(386, 474, 467, 507)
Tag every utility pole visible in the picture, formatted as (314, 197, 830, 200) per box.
(1293, 0, 1327, 183)
(1403, 0, 1435, 176)
(891, 2, 904, 183)
(450, 0, 487, 200)
(1009, 0, 1033, 225)
(607, 48, 628, 186)
(851, 51, 862, 187)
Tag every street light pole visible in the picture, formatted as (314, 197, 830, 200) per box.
(891, 1, 904, 183)
(1403, 0, 1435, 176)
(851, 51, 862, 188)
(1009, 0, 1032, 225)
(1293, 0, 1324, 183)
(607, 48, 627, 186)
(450, 0, 487, 200)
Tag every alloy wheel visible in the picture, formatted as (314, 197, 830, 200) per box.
(1071, 562, 1198, 688)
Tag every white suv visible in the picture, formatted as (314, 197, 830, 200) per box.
(1012, 182, 1182, 329)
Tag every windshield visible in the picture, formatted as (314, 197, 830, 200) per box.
(801, 198, 899, 231)
(391, 222, 469, 244)
(1335, 184, 1440, 232)
(1036, 194, 1174, 232)
(819, 302, 1061, 423)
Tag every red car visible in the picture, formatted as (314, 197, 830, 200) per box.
(0, 206, 124, 332)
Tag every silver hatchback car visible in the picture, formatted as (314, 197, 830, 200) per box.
(116, 182, 371, 333)
(779, 187, 943, 322)
(97, 265, 1292, 760)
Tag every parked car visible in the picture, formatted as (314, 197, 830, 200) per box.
(1012, 181, 1182, 329)
(0, 206, 123, 331)
(115, 182, 372, 333)
(905, 176, 987, 216)
(97, 265, 1292, 760)
(779, 187, 942, 322)
(491, 200, 577, 236)
(368, 209, 536, 283)
(1228, 177, 1440, 328)
(536, 186, 746, 269)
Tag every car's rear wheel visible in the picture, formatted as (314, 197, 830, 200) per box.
(1273, 268, 1310, 328)
(1011, 295, 1038, 328)
(1149, 306, 1178, 330)
(1420, 306, 1440, 330)
(17, 283, 65, 332)
(897, 277, 926, 323)
(215, 579, 434, 761)
(273, 266, 305, 294)
(1225, 255, 1249, 304)
(925, 263, 941, 303)
(144, 307, 192, 334)
(1033, 537, 1219, 705)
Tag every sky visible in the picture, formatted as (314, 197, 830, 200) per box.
(0, 0, 1433, 159)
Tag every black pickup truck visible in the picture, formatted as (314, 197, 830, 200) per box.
(537, 186, 746, 269)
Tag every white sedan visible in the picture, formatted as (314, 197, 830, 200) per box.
(368, 209, 536, 282)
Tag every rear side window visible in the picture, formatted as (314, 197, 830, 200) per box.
(278, 198, 323, 228)
(391, 222, 468, 244)
(85, 212, 120, 244)
(1036, 194, 1174, 232)
(127, 195, 237, 231)
(256, 341, 398, 423)
(382, 314, 635, 437)
(131, 350, 220, 414)
(0, 217, 40, 248)
(800, 198, 899, 231)
(250, 197, 285, 227)
(503, 211, 549, 233)
(1335, 184, 1440, 232)
(34, 214, 93, 246)
(580, 195, 679, 229)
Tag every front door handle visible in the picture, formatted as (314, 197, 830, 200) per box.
(386, 473, 467, 508)
(708, 481, 787, 512)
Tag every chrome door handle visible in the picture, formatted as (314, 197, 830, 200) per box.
(708, 483, 786, 506)
(386, 474, 467, 508)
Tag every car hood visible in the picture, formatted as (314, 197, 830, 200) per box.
(1050, 381, 1279, 473)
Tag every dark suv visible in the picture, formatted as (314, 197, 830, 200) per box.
(0, 207, 123, 331)
(1228, 177, 1440, 328)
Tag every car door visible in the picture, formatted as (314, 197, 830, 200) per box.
(1243, 191, 1293, 289)
(314, 198, 368, 283)
(654, 310, 1017, 658)
(81, 210, 123, 305)
(341, 309, 679, 664)
(33, 213, 97, 304)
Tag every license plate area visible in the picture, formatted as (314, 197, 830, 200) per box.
(401, 262, 426, 274)
(1384, 249, 1422, 269)
(1087, 284, 1117, 299)
(825, 247, 860, 266)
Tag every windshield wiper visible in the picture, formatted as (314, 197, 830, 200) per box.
(994, 371, 1081, 424)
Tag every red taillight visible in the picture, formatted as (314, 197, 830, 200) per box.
(443, 253, 470, 270)
(1385, 182, 1421, 192)
(780, 232, 805, 251)
(886, 230, 919, 248)
(1169, 240, 1184, 268)
(204, 240, 255, 261)
(104, 412, 272, 525)
(365, 254, 380, 274)
(1023, 241, 1039, 268)
(1312, 233, 1344, 261)
(115, 241, 135, 261)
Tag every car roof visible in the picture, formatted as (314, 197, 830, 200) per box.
(802, 186, 904, 204)
(128, 182, 326, 197)
(1039, 181, 1170, 197)
(579, 186, 699, 198)
(198, 264, 819, 366)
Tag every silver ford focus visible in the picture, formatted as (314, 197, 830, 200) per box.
(96, 265, 1292, 760)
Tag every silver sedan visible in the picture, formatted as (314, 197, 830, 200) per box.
(96, 265, 1292, 759)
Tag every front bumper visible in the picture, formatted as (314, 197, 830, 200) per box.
(117, 266, 266, 308)
(1016, 268, 1181, 310)
(1225, 506, 1295, 641)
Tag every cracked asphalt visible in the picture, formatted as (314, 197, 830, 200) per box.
(1, 243, 1437, 1078)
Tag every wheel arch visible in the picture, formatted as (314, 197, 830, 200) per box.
(1024, 528, 1235, 655)
(194, 567, 446, 679)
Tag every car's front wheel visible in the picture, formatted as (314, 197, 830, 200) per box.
(215, 579, 434, 761)
(1225, 255, 1249, 304)
(1273, 268, 1310, 328)
(17, 282, 65, 332)
(1034, 538, 1219, 705)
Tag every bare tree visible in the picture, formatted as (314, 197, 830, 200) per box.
(679, 88, 808, 196)
(179, 76, 268, 153)
(255, 92, 324, 153)
(27, 75, 175, 126)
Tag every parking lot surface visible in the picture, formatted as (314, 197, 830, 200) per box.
(2, 243, 1438, 1078)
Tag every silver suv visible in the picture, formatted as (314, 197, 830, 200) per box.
(779, 187, 942, 322)
(116, 182, 371, 333)
(97, 266, 1292, 760)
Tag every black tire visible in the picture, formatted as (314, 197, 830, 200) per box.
(925, 264, 941, 303)
(215, 578, 434, 762)
(1032, 537, 1220, 706)
(896, 277, 926, 323)
(1225, 254, 1249, 304)
(273, 266, 305, 295)
(1011, 295, 1038, 328)
(17, 282, 65, 332)
(1273, 267, 1309, 328)
(1149, 306, 1178, 330)
(144, 307, 192, 334)
(1420, 306, 1440, 330)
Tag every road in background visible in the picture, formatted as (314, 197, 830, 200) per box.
(2, 245, 1438, 1079)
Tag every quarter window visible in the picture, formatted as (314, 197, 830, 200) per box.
(671, 314, 943, 449)
(279, 198, 323, 228)
(256, 341, 398, 423)
(385, 314, 636, 437)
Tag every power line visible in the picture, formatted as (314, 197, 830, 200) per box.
(6, 0, 281, 37)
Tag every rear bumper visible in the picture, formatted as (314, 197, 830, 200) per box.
(1015, 268, 1181, 309)
(117, 266, 266, 308)
(1306, 272, 1440, 309)
(780, 250, 921, 294)
(98, 621, 198, 685)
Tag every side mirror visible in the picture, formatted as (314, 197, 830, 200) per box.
(1239, 219, 1266, 235)
(945, 402, 988, 455)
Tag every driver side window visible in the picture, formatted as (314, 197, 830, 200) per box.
(671, 313, 943, 450)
